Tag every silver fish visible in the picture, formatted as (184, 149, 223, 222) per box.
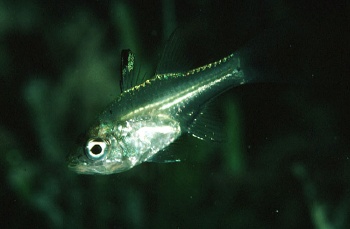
(68, 35, 253, 175)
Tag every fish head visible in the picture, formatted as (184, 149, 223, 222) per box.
(67, 121, 135, 174)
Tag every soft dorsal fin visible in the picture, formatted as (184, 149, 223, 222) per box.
(155, 27, 198, 75)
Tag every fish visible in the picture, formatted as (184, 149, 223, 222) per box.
(67, 30, 257, 175)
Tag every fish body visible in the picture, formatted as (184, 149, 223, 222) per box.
(68, 45, 250, 174)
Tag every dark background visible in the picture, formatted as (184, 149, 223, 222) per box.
(1, 0, 349, 228)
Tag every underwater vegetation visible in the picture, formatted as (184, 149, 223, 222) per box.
(1, 0, 349, 228)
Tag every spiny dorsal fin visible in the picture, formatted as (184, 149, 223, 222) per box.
(120, 49, 135, 93)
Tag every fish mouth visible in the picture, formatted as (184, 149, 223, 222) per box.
(66, 155, 81, 172)
(67, 147, 134, 175)
(66, 148, 117, 175)
(67, 156, 80, 169)
(66, 148, 88, 171)
(67, 157, 99, 174)
(68, 156, 133, 175)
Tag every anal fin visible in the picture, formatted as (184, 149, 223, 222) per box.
(188, 102, 226, 142)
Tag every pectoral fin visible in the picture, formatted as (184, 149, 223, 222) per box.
(145, 144, 181, 163)
(145, 136, 186, 164)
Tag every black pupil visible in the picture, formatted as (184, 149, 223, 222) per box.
(90, 144, 102, 155)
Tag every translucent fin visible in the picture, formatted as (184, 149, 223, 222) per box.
(155, 28, 194, 75)
(236, 20, 317, 85)
(145, 142, 182, 163)
(146, 154, 180, 163)
(188, 102, 226, 142)
(146, 136, 188, 163)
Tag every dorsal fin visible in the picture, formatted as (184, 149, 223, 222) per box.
(120, 49, 135, 92)
(155, 28, 193, 75)
(120, 49, 148, 92)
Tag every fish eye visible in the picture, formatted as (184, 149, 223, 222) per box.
(85, 138, 108, 160)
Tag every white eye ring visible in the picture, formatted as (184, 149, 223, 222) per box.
(85, 138, 107, 160)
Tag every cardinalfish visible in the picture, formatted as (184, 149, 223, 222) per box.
(68, 30, 258, 175)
